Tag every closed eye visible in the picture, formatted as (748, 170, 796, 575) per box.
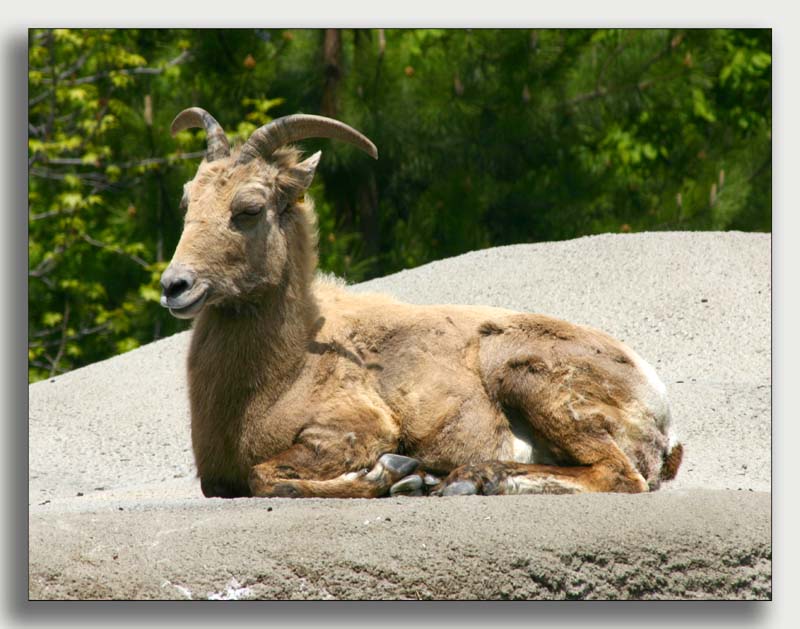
(231, 205, 263, 229)
(230, 186, 269, 224)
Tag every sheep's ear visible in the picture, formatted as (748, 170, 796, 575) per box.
(277, 151, 321, 212)
(290, 151, 322, 193)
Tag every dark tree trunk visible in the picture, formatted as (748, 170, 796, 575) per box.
(358, 171, 380, 261)
(321, 29, 342, 118)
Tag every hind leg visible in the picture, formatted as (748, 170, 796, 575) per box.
(433, 440, 648, 496)
(432, 444, 647, 497)
(433, 379, 649, 496)
(431, 407, 649, 495)
(435, 326, 652, 495)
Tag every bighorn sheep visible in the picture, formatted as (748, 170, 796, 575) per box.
(160, 107, 683, 499)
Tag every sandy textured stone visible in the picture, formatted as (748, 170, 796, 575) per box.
(29, 231, 771, 600)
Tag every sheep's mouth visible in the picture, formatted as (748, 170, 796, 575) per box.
(161, 286, 209, 319)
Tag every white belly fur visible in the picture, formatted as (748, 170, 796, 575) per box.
(628, 350, 672, 436)
(511, 435, 534, 463)
(508, 434, 557, 465)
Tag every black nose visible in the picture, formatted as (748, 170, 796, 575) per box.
(160, 265, 196, 301)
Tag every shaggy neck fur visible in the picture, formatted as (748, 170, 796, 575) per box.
(186, 193, 320, 478)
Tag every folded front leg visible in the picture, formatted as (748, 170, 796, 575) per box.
(249, 444, 422, 498)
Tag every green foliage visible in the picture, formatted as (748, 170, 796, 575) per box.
(28, 28, 771, 382)
(28, 29, 196, 381)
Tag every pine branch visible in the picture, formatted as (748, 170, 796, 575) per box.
(560, 68, 687, 110)
(595, 30, 638, 89)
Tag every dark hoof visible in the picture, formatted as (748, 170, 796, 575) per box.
(377, 453, 420, 479)
(431, 462, 515, 497)
(423, 473, 441, 487)
(270, 482, 302, 498)
(202, 477, 251, 498)
(439, 480, 478, 497)
(390, 474, 424, 497)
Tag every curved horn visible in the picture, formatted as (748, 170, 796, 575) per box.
(170, 107, 231, 162)
(237, 114, 378, 165)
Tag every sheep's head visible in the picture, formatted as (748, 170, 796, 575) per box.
(159, 108, 377, 319)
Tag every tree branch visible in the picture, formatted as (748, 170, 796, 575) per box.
(30, 322, 111, 347)
(561, 69, 687, 110)
(34, 151, 205, 170)
(81, 233, 151, 268)
(28, 89, 52, 108)
(56, 51, 90, 81)
(29, 207, 79, 221)
(43, 49, 192, 86)
(29, 241, 71, 279)
(49, 301, 70, 377)
(30, 358, 67, 375)
(29, 122, 47, 136)
(29, 167, 110, 185)
(595, 30, 638, 90)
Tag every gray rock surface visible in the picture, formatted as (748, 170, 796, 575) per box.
(28, 231, 771, 600)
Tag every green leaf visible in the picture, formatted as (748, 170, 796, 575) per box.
(26, 27, 773, 384)
(692, 88, 716, 123)
(59, 192, 84, 209)
(63, 174, 81, 189)
(115, 337, 140, 354)
(751, 51, 771, 69)
(139, 285, 161, 302)
(42, 312, 63, 327)
(68, 87, 88, 102)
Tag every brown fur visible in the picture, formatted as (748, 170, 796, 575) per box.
(660, 442, 684, 481)
(163, 142, 682, 499)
